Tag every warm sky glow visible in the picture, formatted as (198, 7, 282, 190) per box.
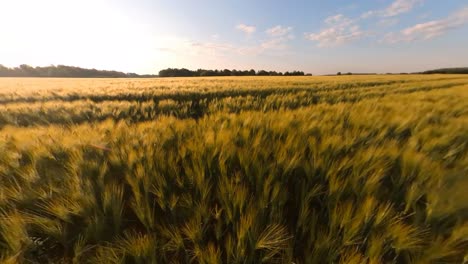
(1, 0, 467, 74)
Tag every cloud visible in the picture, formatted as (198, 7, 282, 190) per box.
(361, 11, 376, 19)
(260, 38, 289, 50)
(384, 0, 423, 17)
(157, 24, 297, 59)
(324, 14, 349, 24)
(262, 26, 295, 52)
(266, 25, 293, 37)
(382, 7, 468, 43)
(361, 0, 423, 18)
(236, 24, 256, 35)
(305, 14, 366, 47)
(157, 35, 292, 58)
(190, 39, 291, 56)
(190, 42, 237, 55)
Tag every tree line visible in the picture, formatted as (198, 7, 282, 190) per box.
(158, 68, 308, 77)
(0, 64, 156, 78)
(421, 68, 468, 74)
(0, 65, 309, 78)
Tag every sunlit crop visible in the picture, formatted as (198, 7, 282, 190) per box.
(0, 75, 467, 263)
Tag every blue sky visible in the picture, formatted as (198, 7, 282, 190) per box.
(0, 0, 467, 74)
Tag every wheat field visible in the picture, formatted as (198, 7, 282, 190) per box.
(0, 75, 467, 263)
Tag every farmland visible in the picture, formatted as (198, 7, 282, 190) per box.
(0, 75, 467, 263)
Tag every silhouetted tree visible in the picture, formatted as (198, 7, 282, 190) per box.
(0, 64, 149, 78)
(257, 70, 269, 76)
(222, 69, 231, 76)
(422, 68, 468, 74)
(157, 68, 309, 77)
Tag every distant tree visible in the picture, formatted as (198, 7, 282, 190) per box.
(257, 70, 269, 76)
(337, 72, 342, 75)
(19, 64, 38, 76)
(422, 67, 468, 74)
(155, 68, 308, 77)
(222, 69, 231, 76)
(0, 65, 11, 77)
(0, 64, 311, 78)
(0, 64, 150, 78)
(292, 71, 305, 76)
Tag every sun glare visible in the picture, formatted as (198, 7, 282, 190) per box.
(0, 0, 166, 73)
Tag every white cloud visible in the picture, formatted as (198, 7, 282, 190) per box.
(361, 10, 376, 19)
(262, 26, 295, 53)
(157, 35, 292, 58)
(384, 0, 423, 17)
(159, 20, 300, 58)
(157, 38, 256, 58)
(325, 14, 349, 25)
(382, 7, 468, 43)
(190, 42, 237, 55)
(266, 25, 293, 37)
(361, 0, 423, 18)
(236, 24, 256, 35)
(380, 32, 404, 44)
(260, 37, 289, 50)
(179, 24, 295, 56)
(305, 14, 366, 47)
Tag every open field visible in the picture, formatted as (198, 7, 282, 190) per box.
(0, 75, 467, 263)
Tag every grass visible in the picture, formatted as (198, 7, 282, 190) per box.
(0, 75, 467, 263)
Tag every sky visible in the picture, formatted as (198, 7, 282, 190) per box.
(0, 0, 467, 75)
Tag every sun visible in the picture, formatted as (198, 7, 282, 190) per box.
(0, 0, 167, 73)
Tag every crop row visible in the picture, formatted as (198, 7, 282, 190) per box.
(0, 80, 465, 128)
(0, 75, 466, 104)
(0, 82, 467, 262)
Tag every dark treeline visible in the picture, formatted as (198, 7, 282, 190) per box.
(158, 68, 308, 77)
(0, 64, 156, 78)
(421, 67, 468, 74)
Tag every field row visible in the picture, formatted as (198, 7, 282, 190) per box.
(0, 75, 466, 104)
(0, 79, 465, 128)
(1, 97, 467, 263)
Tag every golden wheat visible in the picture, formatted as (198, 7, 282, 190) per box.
(0, 75, 467, 263)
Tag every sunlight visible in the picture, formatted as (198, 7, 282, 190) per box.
(0, 0, 164, 73)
